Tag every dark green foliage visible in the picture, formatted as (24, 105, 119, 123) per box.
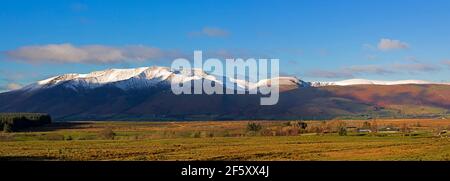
(336, 121, 348, 136)
(190, 131, 201, 138)
(338, 126, 347, 136)
(0, 113, 51, 132)
(297, 121, 308, 129)
(65, 135, 73, 141)
(247, 122, 262, 132)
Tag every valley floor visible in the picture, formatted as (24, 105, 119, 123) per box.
(0, 119, 449, 161)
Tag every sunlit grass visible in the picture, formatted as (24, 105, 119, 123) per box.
(0, 119, 449, 161)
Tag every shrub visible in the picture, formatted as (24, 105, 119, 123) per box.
(309, 126, 322, 135)
(370, 120, 378, 133)
(99, 127, 115, 140)
(190, 131, 201, 138)
(222, 131, 231, 137)
(288, 128, 299, 136)
(280, 127, 299, 136)
(246, 131, 258, 136)
(65, 135, 73, 141)
(297, 121, 308, 129)
(401, 123, 411, 135)
(247, 122, 262, 132)
(338, 126, 347, 136)
(415, 122, 422, 127)
(319, 121, 330, 134)
(260, 128, 274, 136)
(337, 121, 347, 136)
(199, 131, 213, 138)
(362, 121, 371, 129)
(3, 123, 12, 133)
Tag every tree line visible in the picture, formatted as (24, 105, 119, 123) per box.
(0, 113, 52, 132)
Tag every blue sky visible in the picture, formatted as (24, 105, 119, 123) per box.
(1, 0, 450, 91)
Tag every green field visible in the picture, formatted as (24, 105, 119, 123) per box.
(0, 119, 449, 161)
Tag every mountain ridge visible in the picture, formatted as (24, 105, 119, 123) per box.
(19, 66, 309, 92)
(1, 66, 449, 121)
(12, 66, 450, 93)
(312, 78, 450, 86)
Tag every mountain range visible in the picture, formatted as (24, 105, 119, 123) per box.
(1, 66, 449, 121)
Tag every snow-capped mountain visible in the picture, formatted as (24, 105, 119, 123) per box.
(2, 66, 450, 121)
(23, 66, 205, 91)
(20, 66, 309, 92)
(17, 66, 450, 93)
(312, 79, 450, 87)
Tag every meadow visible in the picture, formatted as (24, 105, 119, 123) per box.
(0, 119, 449, 161)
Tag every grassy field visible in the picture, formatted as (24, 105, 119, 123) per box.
(0, 119, 449, 161)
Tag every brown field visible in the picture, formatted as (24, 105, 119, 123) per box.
(0, 119, 449, 161)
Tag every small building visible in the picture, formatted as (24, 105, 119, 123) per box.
(378, 126, 400, 132)
(357, 128, 372, 133)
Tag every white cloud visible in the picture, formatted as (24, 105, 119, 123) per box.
(392, 63, 440, 72)
(189, 27, 229, 38)
(6, 83, 22, 90)
(70, 3, 88, 12)
(305, 70, 353, 78)
(0, 83, 22, 92)
(344, 65, 393, 75)
(404, 56, 419, 62)
(203, 49, 258, 59)
(306, 65, 393, 78)
(306, 63, 439, 79)
(443, 60, 450, 67)
(5, 44, 164, 64)
(366, 54, 377, 60)
(362, 43, 376, 51)
(121, 45, 165, 60)
(378, 38, 409, 51)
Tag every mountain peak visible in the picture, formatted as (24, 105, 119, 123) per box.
(21, 67, 450, 92)
(20, 66, 304, 92)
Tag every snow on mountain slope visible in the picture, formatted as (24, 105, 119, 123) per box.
(20, 66, 305, 92)
(22, 66, 209, 91)
(312, 79, 450, 86)
(24, 66, 448, 93)
(20, 67, 450, 93)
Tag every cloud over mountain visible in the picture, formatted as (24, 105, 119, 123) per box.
(306, 65, 393, 78)
(189, 27, 229, 38)
(5, 44, 165, 64)
(306, 63, 439, 79)
(443, 60, 450, 68)
(0, 83, 22, 92)
(305, 70, 354, 79)
(392, 63, 440, 73)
